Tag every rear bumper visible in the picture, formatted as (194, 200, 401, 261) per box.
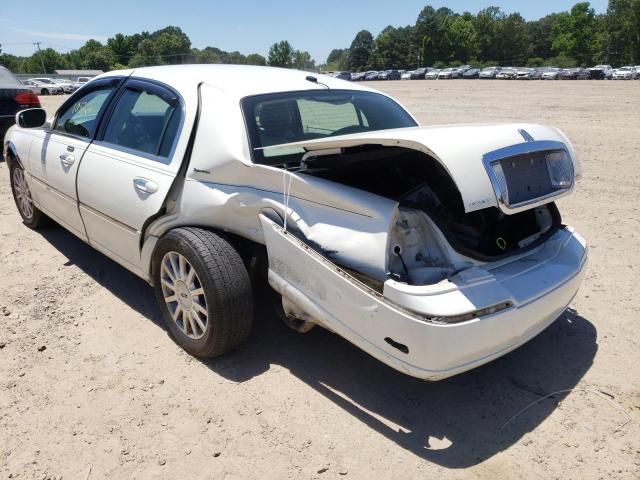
(264, 216, 588, 380)
(376, 226, 588, 379)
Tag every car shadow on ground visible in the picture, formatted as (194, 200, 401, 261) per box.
(38, 224, 597, 469)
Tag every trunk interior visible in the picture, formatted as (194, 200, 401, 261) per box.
(301, 145, 561, 264)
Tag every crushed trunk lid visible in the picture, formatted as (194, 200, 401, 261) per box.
(262, 123, 580, 214)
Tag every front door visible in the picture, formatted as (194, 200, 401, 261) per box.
(28, 80, 120, 239)
(76, 79, 183, 273)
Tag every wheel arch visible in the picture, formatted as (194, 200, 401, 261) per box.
(3, 143, 23, 170)
(145, 224, 268, 287)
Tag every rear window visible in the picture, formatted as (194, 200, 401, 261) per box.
(242, 90, 417, 166)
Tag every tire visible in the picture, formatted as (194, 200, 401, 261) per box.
(152, 227, 253, 358)
(9, 162, 45, 229)
(41, 88, 49, 95)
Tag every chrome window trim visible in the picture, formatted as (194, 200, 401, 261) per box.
(482, 140, 574, 213)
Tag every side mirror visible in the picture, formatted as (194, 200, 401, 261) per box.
(16, 108, 47, 128)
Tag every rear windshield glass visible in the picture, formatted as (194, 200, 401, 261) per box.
(0, 67, 20, 87)
(242, 90, 417, 166)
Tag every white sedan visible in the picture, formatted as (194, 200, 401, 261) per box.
(3, 65, 587, 380)
(30, 77, 76, 94)
(21, 79, 63, 95)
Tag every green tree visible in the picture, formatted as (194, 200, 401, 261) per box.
(414, 6, 456, 65)
(447, 14, 479, 62)
(246, 53, 267, 66)
(128, 38, 161, 67)
(603, 0, 640, 65)
(473, 6, 505, 62)
(292, 50, 315, 70)
(528, 14, 560, 60)
(152, 26, 191, 64)
(348, 30, 374, 71)
(107, 33, 132, 65)
(371, 25, 415, 69)
(569, 3, 599, 65)
(268, 40, 294, 67)
(497, 13, 531, 65)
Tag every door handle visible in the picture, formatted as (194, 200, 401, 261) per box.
(133, 177, 159, 194)
(59, 153, 75, 166)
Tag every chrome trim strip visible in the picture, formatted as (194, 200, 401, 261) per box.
(482, 140, 574, 213)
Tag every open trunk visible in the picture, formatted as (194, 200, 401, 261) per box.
(300, 145, 561, 285)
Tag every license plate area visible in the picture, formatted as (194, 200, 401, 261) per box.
(499, 152, 555, 205)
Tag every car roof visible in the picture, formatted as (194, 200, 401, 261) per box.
(98, 64, 377, 101)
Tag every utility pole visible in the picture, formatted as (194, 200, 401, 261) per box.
(33, 42, 46, 74)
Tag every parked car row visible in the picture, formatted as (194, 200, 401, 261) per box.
(20, 76, 90, 95)
(338, 64, 640, 81)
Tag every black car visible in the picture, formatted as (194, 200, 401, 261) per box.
(462, 68, 480, 79)
(379, 70, 401, 80)
(410, 68, 428, 79)
(333, 71, 352, 81)
(0, 66, 41, 148)
(561, 68, 590, 80)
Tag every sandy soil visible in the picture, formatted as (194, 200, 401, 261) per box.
(1, 80, 639, 479)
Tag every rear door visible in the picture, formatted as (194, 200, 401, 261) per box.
(27, 78, 120, 239)
(77, 78, 183, 273)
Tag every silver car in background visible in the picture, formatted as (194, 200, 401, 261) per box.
(479, 67, 500, 79)
(613, 67, 638, 80)
(541, 68, 562, 80)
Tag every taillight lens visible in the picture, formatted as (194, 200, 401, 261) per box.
(546, 150, 573, 188)
(14, 91, 41, 108)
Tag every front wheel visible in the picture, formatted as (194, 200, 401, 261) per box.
(9, 163, 45, 229)
(153, 228, 253, 358)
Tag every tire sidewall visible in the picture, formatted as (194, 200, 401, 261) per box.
(9, 163, 40, 228)
(153, 233, 224, 356)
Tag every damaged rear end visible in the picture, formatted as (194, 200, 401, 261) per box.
(254, 123, 587, 380)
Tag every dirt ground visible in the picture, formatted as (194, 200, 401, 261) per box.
(1, 80, 639, 480)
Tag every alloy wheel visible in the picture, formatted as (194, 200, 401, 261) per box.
(12, 168, 34, 219)
(160, 251, 208, 339)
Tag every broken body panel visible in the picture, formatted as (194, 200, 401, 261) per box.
(143, 86, 587, 379)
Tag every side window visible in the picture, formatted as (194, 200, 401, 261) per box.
(102, 86, 180, 158)
(54, 86, 114, 138)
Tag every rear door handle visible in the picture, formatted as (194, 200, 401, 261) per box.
(133, 177, 159, 194)
(59, 153, 75, 166)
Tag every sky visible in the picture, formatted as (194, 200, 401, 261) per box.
(0, 0, 608, 63)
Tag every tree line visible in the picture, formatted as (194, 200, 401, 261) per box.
(0, 26, 315, 74)
(1, 1, 638, 74)
(326, 0, 640, 71)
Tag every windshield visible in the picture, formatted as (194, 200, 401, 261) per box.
(242, 89, 417, 166)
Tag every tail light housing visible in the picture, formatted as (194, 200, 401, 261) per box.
(14, 91, 41, 108)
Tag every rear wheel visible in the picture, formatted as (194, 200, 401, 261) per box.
(41, 88, 49, 95)
(9, 163, 45, 229)
(153, 228, 253, 358)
